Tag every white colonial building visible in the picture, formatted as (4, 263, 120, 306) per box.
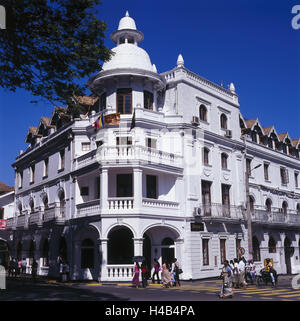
(1, 12, 300, 281)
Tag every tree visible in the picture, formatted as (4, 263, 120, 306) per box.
(0, 0, 112, 114)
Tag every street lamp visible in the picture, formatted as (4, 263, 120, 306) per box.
(245, 163, 261, 261)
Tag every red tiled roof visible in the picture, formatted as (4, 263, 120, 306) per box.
(0, 182, 14, 194)
(263, 126, 273, 136)
(278, 133, 288, 142)
(245, 119, 257, 129)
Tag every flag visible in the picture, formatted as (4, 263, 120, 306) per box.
(130, 109, 135, 131)
(104, 113, 120, 125)
(92, 113, 104, 130)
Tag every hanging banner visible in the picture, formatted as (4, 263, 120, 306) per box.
(104, 113, 120, 125)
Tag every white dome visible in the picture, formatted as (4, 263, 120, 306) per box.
(102, 43, 154, 72)
(118, 13, 137, 31)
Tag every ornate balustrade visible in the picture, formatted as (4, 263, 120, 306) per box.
(106, 265, 134, 281)
(76, 199, 100, 217)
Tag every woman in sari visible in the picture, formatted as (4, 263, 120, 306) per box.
(132, 262, 140, 288)
(161, 263, 172, 288)
(219, 260, 233, 299)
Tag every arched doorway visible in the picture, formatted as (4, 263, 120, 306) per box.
(143, 225, 180, 270)
(29, 240, 35, 265)
(284, 237, 292, 274)
(252, 236, 261, 262)
(0, 240, 9, 268)
(107, 227, 134, 264)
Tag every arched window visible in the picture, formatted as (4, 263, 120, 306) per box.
(58, 190, 65, 217)
(220, 114, 228, 130)
(297, 204, 300, 215)
(266, 198, 272, 213)
(43, 195, 49, 209)
(81, 239, 94, 269)
(161, 238, 174, 246)
(251, 131, 257, 143)
(252, 236, 261, 262)
(108, 227, 134, 264)
(29, 198, 34, 214)
(203, 148, 210, 165)
(42, 239, 49, 267)
(18, 202, 22, 215)
(268, 236, 276, 253)
(221, 153, 228, 169)
(199, 105, 207, 122)
(282, 201, 288, 214)
(268, 137, 273, 149)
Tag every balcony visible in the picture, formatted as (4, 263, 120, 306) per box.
(252, 207, 300, 226)
(6, 217, 15, 230)
(195, 204, 245, 222)
(76, 199, 100, 218)
(28, 211, 41, 226)
(76, 145, 183, 170)
(44, 204, 66, 224)
(16, 214, 28, 229)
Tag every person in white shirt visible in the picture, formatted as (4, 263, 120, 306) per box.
(238, 257, 247, 289)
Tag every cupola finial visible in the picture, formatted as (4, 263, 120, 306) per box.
(125, 10, 129, 17)
(177, 54, 184, 67)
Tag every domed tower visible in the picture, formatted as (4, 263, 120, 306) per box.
(89, 11, 166, 115)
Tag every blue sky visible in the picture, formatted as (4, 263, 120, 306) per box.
(0, 0, 299, 186)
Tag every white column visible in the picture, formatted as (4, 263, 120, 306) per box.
(100, 238, 109, 281)
(100, 169, 108, 210)
(133, 238, 144, 257)
(133, 168, 143, 210)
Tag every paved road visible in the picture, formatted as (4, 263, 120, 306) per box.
(1, 275, 299, 301)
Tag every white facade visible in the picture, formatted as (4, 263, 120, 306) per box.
(1, 12, 300, 281)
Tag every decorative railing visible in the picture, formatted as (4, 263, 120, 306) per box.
(76, 199, 100, 217)
(106, 265, 134, 280)
(142, 198, 179, 209)
(108, 197, 134, 210)
(6, 217, 15, 229)
(28, 212, 40, 225)
(16, 214, 28, 228)
(44, 204, 65, 222)
(252, 209, 300, 225)
(76, 145, 183, 169)
(197, 203, 245, 220)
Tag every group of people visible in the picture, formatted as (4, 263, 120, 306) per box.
(8, 257, 38, 279)
(219, 257, 277, 298)
(132, 258, 182, 288)
(58, 258, 70, 282)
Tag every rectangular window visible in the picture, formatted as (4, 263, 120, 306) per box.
(202, 239, 209, 266)
(30, 165, 35, 184)
(117, 88, 132, 114)
(203, 148, 209, 166)
(146, 138, 157, 149)
(280, 167, 288, 185)
(59, 150, 65, 170)
(295, 172, 299, 188)
(116, 136, 132, 146)
(116, 174, 133, 197)
(264, 163, 269, 181)
(220, 239, 226, 265)
(44, 158, 49, 178)
(221, 184, 231, 217)
(81, 142, 91, 152)
(144, 90, 154, 110)
(100, 92, 106, 111)
(201, 180, 211, 216)
(146, 175, 157, 199)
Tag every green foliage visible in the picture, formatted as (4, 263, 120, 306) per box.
(0, 0, 112, 109)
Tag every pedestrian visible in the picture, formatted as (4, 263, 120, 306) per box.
(59, 259, 64, 282)
(8, 257, 14, 277)
(31, 259, 38, 281)
(21, 258, 27, 274)
(132, 262, 140, 288)
(172, 258, 181, 287)
(17, 259, 22, 276)
(161, 263, 173, 288)
(248, 260, 256, 284)
(141, 262, 148, 288)
(152, 258, 161, 284)
(13, 258, 18, 277)
(238, 257, 247, 289)
(233, 258, 239, 288)
(219, 260, 233, 299)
